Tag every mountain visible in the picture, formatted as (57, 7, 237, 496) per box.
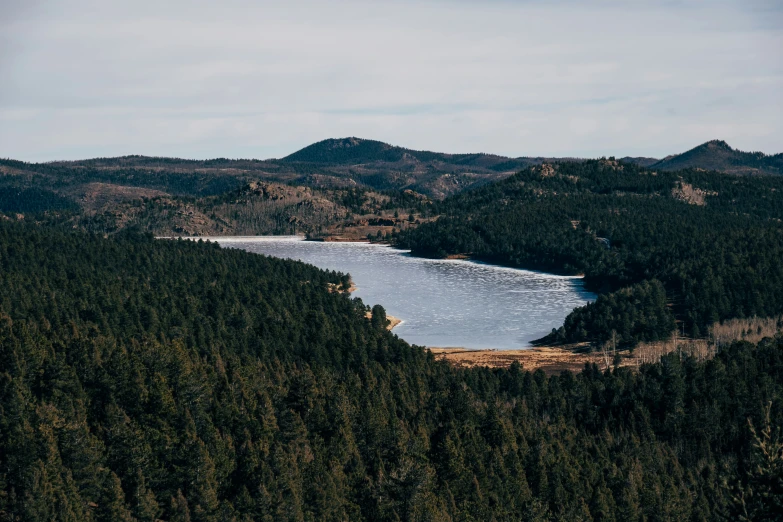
(648, 139, 783, 175)
(282, 136, 531, 169)
(277, 137, 598, 198)
(283, 137, 412, 163)
(279, 137, 557, 197)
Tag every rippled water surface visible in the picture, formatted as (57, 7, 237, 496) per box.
(212, 237, 595, 349)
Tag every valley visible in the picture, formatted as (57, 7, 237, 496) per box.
(5, 2, 782, 518)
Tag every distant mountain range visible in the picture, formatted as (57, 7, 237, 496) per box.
(0, 137, 783, 199)
(1, 136, 781, 237)
(1, 138, 780, 206)
(288, 137, 782, 179)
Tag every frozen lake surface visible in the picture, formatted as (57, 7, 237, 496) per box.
(211, 237, 595, 349)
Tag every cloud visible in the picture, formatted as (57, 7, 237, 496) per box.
(1, 0, 781, 160)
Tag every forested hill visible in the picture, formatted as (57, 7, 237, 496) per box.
(1, 139, 779, 225)
(0, 140, 526, 202)
(648, 139, 783, 176)
(1, 221, 782, 520)
(281, 137, 546, 169)
(396, 160, 783, 346)
(0, 139, 543, 203)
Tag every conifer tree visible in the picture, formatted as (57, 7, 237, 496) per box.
(97, 470, 134, 522)
(170, 489, 192, 522)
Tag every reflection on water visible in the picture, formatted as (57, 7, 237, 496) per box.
(212, 237, 595, 350)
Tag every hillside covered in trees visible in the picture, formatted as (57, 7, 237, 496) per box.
(0, 137, 526, 206)
(2, 138, 779, 234)
(0, 139, 516, 236)
(646, 140, 783, 176)
(396, 160, 783, 347)
(71, 182, 430, 239)
(0, 221, 781, 521)
(0, 158, 435, 238)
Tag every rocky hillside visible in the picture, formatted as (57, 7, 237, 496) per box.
(71, 180, 429, 239)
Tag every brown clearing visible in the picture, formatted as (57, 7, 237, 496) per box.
(671, 180, 717, 206)
(429, 328, 772, 375)
(68, 182, 169, 211)
(429, 346, 601, 375)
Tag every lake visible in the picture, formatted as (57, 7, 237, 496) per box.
(210, 237, 595, 350)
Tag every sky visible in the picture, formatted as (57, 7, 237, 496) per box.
(1, 0, 781, 162)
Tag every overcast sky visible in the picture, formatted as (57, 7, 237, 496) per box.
(1, 0, 781, 161)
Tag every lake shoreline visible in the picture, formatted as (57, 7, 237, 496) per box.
(168, 235, 594, 349)
(387, 315, 402, 330)
(308, 236, 588, 281)
(306, 235, 587, 279)
(174, 234, 588, 281)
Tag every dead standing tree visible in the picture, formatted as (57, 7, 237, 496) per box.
(601, 330, 618, 370)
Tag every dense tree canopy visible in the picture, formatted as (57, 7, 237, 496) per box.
(0, 187, 78, 214)
(0, 221, 781, 521)
(0, 159, 248, 197)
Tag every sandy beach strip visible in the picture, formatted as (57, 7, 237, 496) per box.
(364, 312, 402, 331)
(386, 315, 402, 330)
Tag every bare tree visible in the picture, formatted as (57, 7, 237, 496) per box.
(601, 330, 618, 371)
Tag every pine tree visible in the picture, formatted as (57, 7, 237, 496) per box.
(171, 489, 192, 522)
(729, 402, 783, 520)
(131, 469, 160, 522)
(97, 470, 134, 522)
